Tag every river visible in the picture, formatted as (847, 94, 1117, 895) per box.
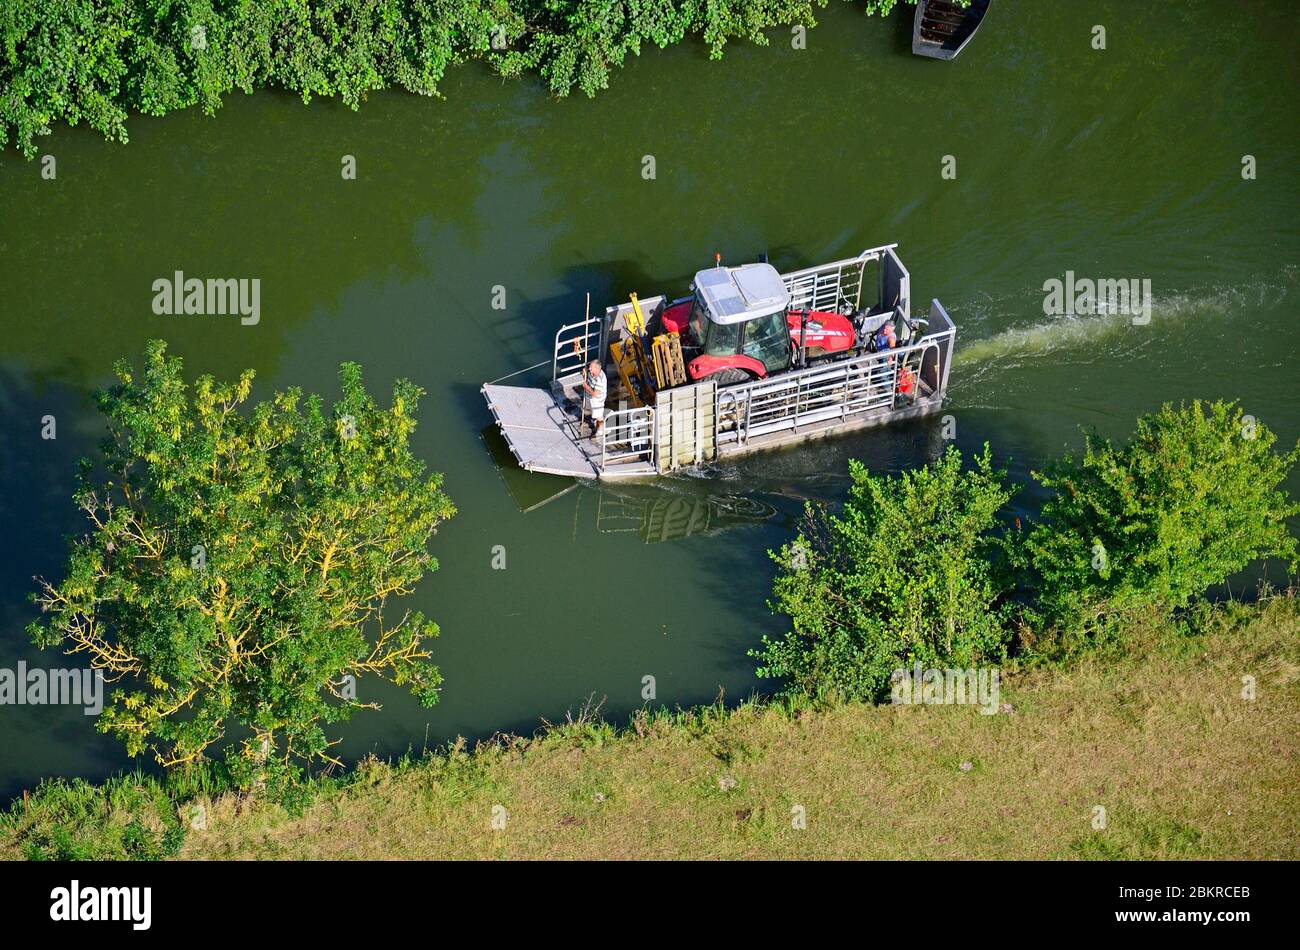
(1, 0, 1296, 799)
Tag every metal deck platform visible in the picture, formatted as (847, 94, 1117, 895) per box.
(481, 384, 599, 478)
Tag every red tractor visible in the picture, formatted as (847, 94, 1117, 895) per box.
(658, 261, 865, 386)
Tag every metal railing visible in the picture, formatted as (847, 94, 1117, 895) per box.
(553, 315, 603, 381)
(716, 337, 943, 446)
(601, 407, 656, 470)
(781, 244, 898, 314)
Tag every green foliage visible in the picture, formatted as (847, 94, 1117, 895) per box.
(758, 401, 1299, 698)
(0, 0, 917, 156)
(28, 340, 455, 788)
(2, 773, 185, 860)
(1024, 400, 1299, 651)
(752, 444, 1016, 702)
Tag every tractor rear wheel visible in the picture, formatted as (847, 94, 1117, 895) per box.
(700, 367, 754, 386)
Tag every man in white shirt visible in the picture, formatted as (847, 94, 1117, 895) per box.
(578, 359, 607, 437)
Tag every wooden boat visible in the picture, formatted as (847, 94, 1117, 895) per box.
(912, 0, 992, 61)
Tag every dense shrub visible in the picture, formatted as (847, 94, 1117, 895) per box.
(1022, 400, 1299, 652)
(756, 400, 1299, 698)
(2, 774, 185, 860)
(752, 444, 1016, 702)
(1, 0, 914, 157)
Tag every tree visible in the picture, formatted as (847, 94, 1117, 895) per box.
(752, 444, 1015, 702)
(1024, 400, 1299, 649)
(2, 1, 929, 158)
(28, 341, 455, 790)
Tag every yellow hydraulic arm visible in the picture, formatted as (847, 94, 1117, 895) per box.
(626, 292, 648, 336)
(611, 293, 655, 407)
(613, 292, 687, 406)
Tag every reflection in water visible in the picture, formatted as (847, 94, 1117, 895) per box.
(484, 421, 784, 542)
(590, 484, 779, 544)
(483, 417, 956, 546)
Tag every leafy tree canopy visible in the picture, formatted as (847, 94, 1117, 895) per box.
(29, 341, 455, 789)
(753, 444, 1016, 702)
(756, 401, 1300, 699)
(1023, 399, 1299, 650)
(1, 0, 921, 157)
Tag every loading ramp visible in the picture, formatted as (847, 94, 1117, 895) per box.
(481, 384, 599, 479)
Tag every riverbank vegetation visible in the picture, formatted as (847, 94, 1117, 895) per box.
(4, 591, 1297, 859)
(754, 444, 1016, 701)
(26, 341, 454, 795)
(6, 393, 1297, 858)
(755, 400, 1299, 701)
(1023, 401, 1299, 653)
(0, 0, 920, 158)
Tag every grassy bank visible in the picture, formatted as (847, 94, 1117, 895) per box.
(5, 594, 1297, 860)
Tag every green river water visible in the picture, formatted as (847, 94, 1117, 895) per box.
(1, 0, 1296, 797)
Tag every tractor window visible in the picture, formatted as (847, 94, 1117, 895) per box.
(686, 301, 709, 350)
(705, 320, 742, 357)
(741, 310, 792, 373)
(690, 301, 741, 357)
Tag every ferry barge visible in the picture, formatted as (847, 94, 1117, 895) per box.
(482, 244, 955, 479)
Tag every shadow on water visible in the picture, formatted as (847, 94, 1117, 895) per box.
(506, 258, 707, 359)
(891, 3, 918, 56)
(0, 368, 145, 803)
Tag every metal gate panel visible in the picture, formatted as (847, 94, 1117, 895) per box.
(654, 381, 717, 472)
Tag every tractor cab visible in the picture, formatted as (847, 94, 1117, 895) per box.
(661, 262, 857, 385)
(663, 263, 792, 384)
